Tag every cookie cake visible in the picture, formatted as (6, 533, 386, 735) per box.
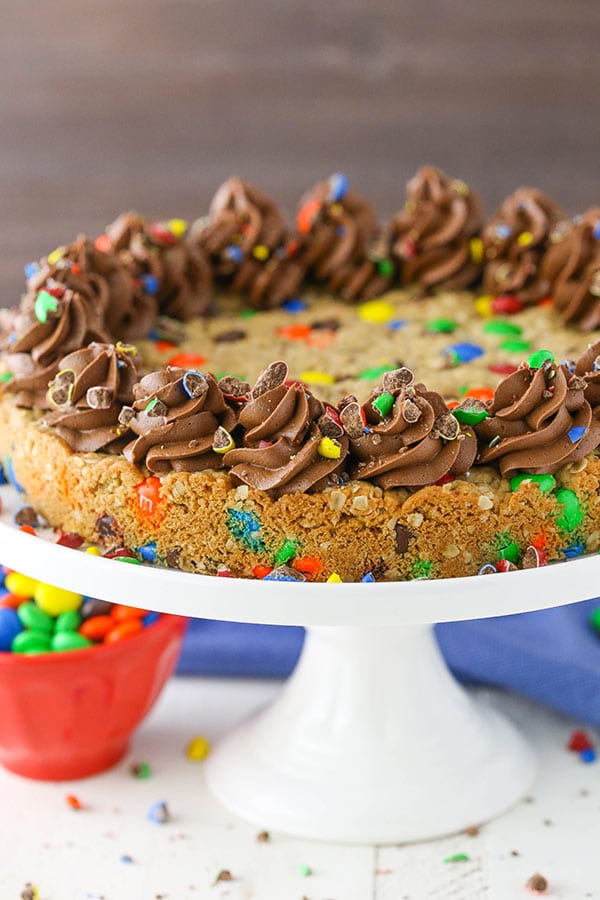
(1, 167, 600, 583)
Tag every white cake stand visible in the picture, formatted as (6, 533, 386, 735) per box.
(1, 483, 598, 843)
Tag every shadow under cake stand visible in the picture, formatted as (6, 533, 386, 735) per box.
(1, 483, 597, 843)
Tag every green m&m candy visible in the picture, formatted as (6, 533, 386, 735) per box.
(452, 399, 489, 426)
(12, 630, 52, 655)
(426, 318, 457, 334)
(510, 473, 556, 494)
(527, 349, 555, 369)
(482, 320, 523, 337)
(17, 601, 54, 633)
(51, 632, 93, 652)
(54, 610, 82, 633)
(555, 488, 584, 531)
(372, 391, 395, 418)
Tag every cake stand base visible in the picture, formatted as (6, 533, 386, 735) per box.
(205, 624, 536, 844)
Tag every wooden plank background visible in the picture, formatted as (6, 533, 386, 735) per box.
(1, 0, 599, 302)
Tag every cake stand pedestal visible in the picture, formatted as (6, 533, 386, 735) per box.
(2, 482, 599, 843)
(205, 624, 534, 843)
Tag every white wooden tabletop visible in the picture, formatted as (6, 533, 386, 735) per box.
(0, 677, 596, 900)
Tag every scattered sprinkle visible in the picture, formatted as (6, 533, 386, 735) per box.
(214, 869, 233, 885)
(66, 794, 82, 810)
(299, 864, 312, 877)
(443, 853, 470, 863)
(147, 801, 170, 824)
(187, 735, 211, 761)
(131, 761, 152, 779)
(525, 872, 548, 894)
(256, 830, 270, 842)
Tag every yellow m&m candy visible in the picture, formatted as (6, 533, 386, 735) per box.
(34, 582, 83, 617)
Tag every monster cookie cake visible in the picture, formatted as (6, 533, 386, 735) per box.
(1, 167, 600, 583)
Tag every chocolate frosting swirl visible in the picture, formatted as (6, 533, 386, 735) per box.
(540, 209, 600, 330)
(23, 235, 149, 341)
(223, 361, 349, 497)
(390, 166, 483, 290)
(122, 368, 237, 473)
(193, 178, 304, 309)
(342, 367, 477, 488)
(2, 288, 111, 409)
(297, 174, 394, 300)
(482, 187, 563, 303)
(41, 342, 139, 452)
(475, 360, 600, 476)
(105, 212, 213, 323)
(574, 339, 600, 407)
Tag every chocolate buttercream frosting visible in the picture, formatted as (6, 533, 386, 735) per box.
(390, 166, 483, 290)
(475, 358, 600, 476)
(223, 360, 349, 497)
(343, 367, 477, 488)
(41, 342, 139, 452)
(297, 173, 394, 301)
(2, 288, 111, 409)
(105, 212, 213, 324)
(482, 187, 563, 303)
(22, 235, 150, 341)
(122, 367, 237, 473)
(540, 209, 600, 330)
(192, 178, 305, 309)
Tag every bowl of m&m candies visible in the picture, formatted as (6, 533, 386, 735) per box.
(0, 568, 187, 780)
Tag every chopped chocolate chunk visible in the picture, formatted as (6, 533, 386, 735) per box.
(214, 329, 247, 343)
(433, 413, 460, 441)
(15, 506, 38, 527)
(394, 524, 413, 555)
(402, 398, 421, 423)
(96, 514, 122, 543)
(310, 318, 340, 331)
(383, 367, 414, 392)
(166, 548, 181, 568)
(252, 360, 288, 398)
(118, 406, 136, 426)
(339, 401, 365, 439)
(214, 869, 233, 884)
(86, 386, 113, 409)
(182, 371, 208, 399)
(318, 411, 344, 439)
(525, 872, 548, 893)
(219, 375, 251, 399)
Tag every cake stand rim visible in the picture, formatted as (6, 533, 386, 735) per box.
(1, 484, 598, 625)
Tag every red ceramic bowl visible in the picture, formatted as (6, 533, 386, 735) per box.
(0, 613, 187, 780)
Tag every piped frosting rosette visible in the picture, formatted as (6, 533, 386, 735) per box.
(474, 353, 600, 476)
(574, 338, 600, 406)
(340, 367, 477, 488)
(1, 288, 111, 410)
(104, 212, 213, 324)
(296, 173, 395, 301)
(23, 235, 144, 340)
(192, 178, 304, 309)
(222, 360, 349, 497)
(540, 209, 600, 330)
(41, 342, 139, 452)
(121, 367, 238, 473)
(390, 166, 483, 290)
(482, 187, 563, 303)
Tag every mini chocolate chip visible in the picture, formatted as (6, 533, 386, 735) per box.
(310, 318, 340, 331)
(214, 329, 247, 343)
(394, 523, 414, 555)
(339, 402, 365, 439)
(252, 360, 288, 398)
(383, 367, 414, 392)
(15, 506, 38, 527)
(86, 386, 113, 410)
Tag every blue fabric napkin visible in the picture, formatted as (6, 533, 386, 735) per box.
(177, 598, 600, 726)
